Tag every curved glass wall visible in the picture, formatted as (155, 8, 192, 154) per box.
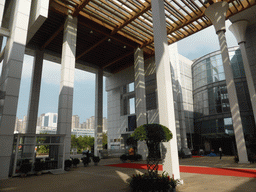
(192, 47, 256, 155)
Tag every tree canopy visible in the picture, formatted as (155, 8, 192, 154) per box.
(130, 124, 173, 143)
(71, 135, 94, 153)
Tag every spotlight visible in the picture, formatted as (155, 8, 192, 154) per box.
(123, 45, 126, 48)
(90, 30, 93, 34)
(108, 39, 111, 42)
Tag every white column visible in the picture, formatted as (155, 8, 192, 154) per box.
(25, 49, 44, 134)
(0, 0, 6, 27)
(94, 68, 103, 157)
(134, 47, 147, 160)
(205, 2, 249, 163)
(0, 0, 32, 180)
(229, 20, 256, 124)
(57, 14, 77, 160)
(151, 0, 180, 179)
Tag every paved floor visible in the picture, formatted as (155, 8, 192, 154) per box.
(0, 156, 256, 192)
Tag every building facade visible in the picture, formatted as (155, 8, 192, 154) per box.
(106, 43, 193, 151)
(192, 47, 256, 155)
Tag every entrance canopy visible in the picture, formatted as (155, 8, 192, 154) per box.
(26, 0, 256, 74)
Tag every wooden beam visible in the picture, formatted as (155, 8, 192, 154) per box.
(142, 7, 206, 47)
(111, 54, 152, 74)
(73, 0, 90, 17)
(76, 37, 108, 60)
(41, 24, 64, 50)
(111, 0, 151, 35)
(102, 51, 134, 69)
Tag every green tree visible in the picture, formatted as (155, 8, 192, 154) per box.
(71, 135, 95, 153)
(102, 132, 108, 149)
(37, 145, 49, 154)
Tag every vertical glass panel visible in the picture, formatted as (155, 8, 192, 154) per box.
(129, 98, 135, 114)
(129, 82, 134, 92)
(219, 73, 225, 81)
(233, 70, 240, 78)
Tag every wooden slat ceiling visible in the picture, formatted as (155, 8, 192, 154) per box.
(27, 0, 256, 73)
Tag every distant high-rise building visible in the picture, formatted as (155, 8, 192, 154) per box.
(37, 113, 57, 128)
(80, 121, 87, 129)
(14, 117, 23, 133)
(20, 116, 27, 133)
(103, 117, 107, 133)
(72, 115, 80, 129)
(37, 113, 45, 127)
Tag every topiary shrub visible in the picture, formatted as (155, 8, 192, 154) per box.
(130, 123, 173, 176)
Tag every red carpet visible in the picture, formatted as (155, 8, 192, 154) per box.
(105, 163, 256, 178)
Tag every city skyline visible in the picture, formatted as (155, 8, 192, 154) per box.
(14, 113, 107, 134)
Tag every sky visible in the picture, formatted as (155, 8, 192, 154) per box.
(0, 20, 238, 124)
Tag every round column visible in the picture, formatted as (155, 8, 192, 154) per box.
(205, 2, 249, 163)
(229, 21, 256, 124)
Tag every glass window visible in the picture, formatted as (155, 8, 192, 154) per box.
(219, 73, 225, 81)
(217, 65, 224, 73)
(129, 82, 134, 92)
(53, 115, 57, 123)
(129, 98, 135, 114)
(240, 69, 245, 77)
(44, 116, 49, 127)
(233, 70, 240, 78)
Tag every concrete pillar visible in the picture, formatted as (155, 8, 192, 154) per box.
(0, 0, 32, 180)
(94, 68, 103, 157)
(229, 20, 256, 124)
(25, 49, 44, 134)
(0, 0, 5, 49)
(151, 0, 180, 179)
(205, 2, 249, 163)
(168, 44, 187, 150)
(57, 14, 77, 160)
(0, 0, 6, 27)
(134, 47, 147, 160)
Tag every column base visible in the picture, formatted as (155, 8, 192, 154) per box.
(238, 161, 250, 164)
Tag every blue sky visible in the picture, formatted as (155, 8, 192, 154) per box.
(0, 21, 237, 124)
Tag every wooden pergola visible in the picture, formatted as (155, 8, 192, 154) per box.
(27, 0, 256, 73)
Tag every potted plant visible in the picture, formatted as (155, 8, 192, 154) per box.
(64, 159, 72, 171)
(129, 172, 179, 192)
(92, 156, 100, 166)
(169, 174, 180, 192)
(134, 154, 142, 161)
(72, 158, 80, 168)
(120, 154, 128, 163)
(34, 159, 44, 175)
(19, 159, 32, 177)
(82, 156, 91, 167)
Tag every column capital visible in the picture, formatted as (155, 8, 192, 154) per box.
(205, 1, 229, 34)
(229, 20, 248, 44)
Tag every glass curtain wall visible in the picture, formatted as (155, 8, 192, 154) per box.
(192, 47, 256, 155)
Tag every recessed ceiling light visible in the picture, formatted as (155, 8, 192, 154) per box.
(90, 30, 93, 34)
(123, 46, 126, 48)
(108, 39, 111, 42)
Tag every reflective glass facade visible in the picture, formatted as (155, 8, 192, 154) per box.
(192, 47, 256, 155)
